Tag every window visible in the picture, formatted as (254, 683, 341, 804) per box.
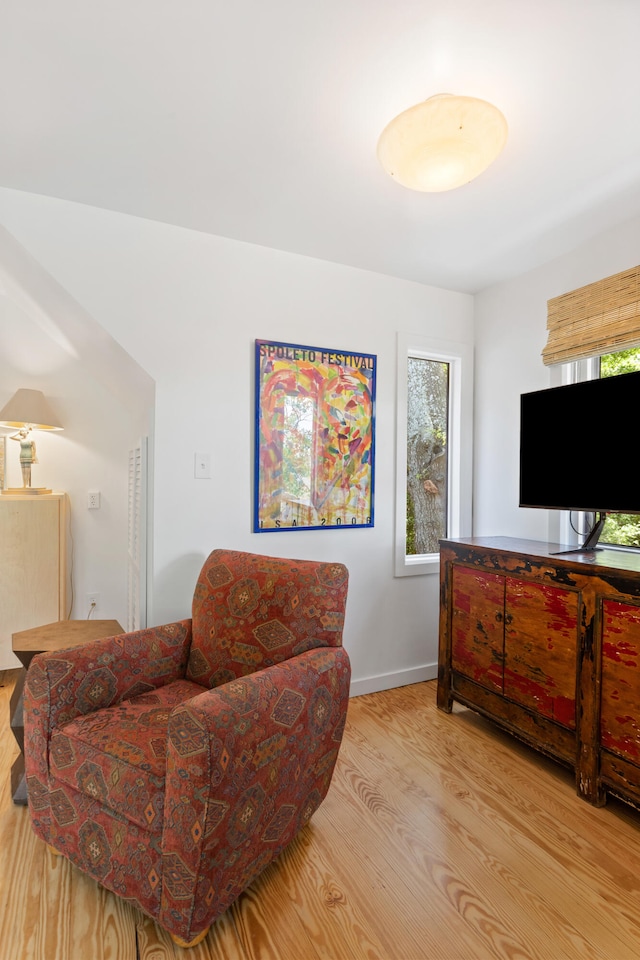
(545, 266, 640, 549)
(599, 347, 640, 547)
(406, 357, 449, 554)
(395, 334, 473, 576)
(563, 346, 640, 548)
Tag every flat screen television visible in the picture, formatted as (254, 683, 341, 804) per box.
(519, 370, 640, 550)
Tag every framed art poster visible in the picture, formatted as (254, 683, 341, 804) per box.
(254, 339, 376, 531)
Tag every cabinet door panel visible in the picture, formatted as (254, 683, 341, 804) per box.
(504, 578, 578, 728)
(451, 566, 504, 693)
(0, 499, 63, 659)
(601, 599, 640, 761)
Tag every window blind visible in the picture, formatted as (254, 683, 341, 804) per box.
(127, 437, 148, 631)
(543, 264, 640, 366)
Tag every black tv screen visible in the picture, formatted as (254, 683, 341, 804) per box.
(519, 371, 640, 515)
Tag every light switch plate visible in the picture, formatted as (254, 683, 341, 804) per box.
(195, 453, 211, 479)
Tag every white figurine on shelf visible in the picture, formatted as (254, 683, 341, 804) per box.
(10, 429, 37, 488)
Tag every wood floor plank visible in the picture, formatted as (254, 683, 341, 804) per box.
(346, 683, 640, 958)
(0, 806, 139, 960)
(337, 708, 607, 958)
(0, 669, 19, 802)
(255, 814, 407, 959)
(329, 734, 546, 958)
(136, 907, 246, 960)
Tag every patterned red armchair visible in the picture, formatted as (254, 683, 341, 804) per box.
(24, 549, 350, 948)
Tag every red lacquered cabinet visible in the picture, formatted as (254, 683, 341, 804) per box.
(439, 537, 640, 809)
(600, 601, 640, 757)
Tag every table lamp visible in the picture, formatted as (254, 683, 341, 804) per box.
(0, 388, 63, 495)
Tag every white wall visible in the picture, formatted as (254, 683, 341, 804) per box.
(0, 188, 474, 694)
(0, 221, 154, 668)
(474, 215, 640, 543)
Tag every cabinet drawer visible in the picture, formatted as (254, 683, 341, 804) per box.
(0, 495, 66, 664)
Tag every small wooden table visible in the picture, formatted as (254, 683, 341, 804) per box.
(10, 619, 123, 804)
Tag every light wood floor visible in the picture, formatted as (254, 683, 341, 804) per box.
(3, 669, 640, 960)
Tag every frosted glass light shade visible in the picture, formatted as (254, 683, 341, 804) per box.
(377, 94, 508, 192)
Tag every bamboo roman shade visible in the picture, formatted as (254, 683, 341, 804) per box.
(543, 264, 640, 366)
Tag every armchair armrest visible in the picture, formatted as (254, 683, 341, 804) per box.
(24, 620, 193, 819)
(26, 619, 193, 728)
(160, 644, 350, 942)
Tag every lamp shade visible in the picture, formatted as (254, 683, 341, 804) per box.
(377, 94, 508, 192)
(0, 389, 63, 430)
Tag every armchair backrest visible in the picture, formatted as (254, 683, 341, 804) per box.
(186, 549, 349, 688)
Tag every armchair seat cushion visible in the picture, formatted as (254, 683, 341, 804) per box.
(50, 679, 206, 831)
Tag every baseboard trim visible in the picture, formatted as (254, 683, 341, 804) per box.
(349, 662, 437, 698)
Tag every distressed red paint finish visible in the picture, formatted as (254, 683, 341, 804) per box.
(502, 577, 578, 729)
(602, 640, 638, 667)
(451, 566, 505, 694)
(450, 566, 578, 727)
(601, 600, 640, 760)
(502, 666, 575, 728)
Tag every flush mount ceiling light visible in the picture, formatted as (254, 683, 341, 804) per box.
(377, 93, 508, 192)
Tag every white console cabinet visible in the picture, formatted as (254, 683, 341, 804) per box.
(0, 493, 67, 668)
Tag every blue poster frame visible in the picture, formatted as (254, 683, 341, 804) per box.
(253, 338, 376, 532)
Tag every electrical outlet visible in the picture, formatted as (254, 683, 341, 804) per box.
(87, 491, 101, 509)
(87, 593, 99, 617)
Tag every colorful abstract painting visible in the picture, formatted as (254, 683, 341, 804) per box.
(254, 339, 376, 531)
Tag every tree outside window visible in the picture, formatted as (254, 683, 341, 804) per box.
(406, 358, 449, 555)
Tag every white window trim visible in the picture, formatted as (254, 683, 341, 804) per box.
(395, 333, 473, 577)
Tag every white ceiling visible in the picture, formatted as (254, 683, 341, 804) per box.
(2, 0, 639, 294)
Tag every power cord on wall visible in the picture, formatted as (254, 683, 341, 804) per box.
(65, 493, 99, 621)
